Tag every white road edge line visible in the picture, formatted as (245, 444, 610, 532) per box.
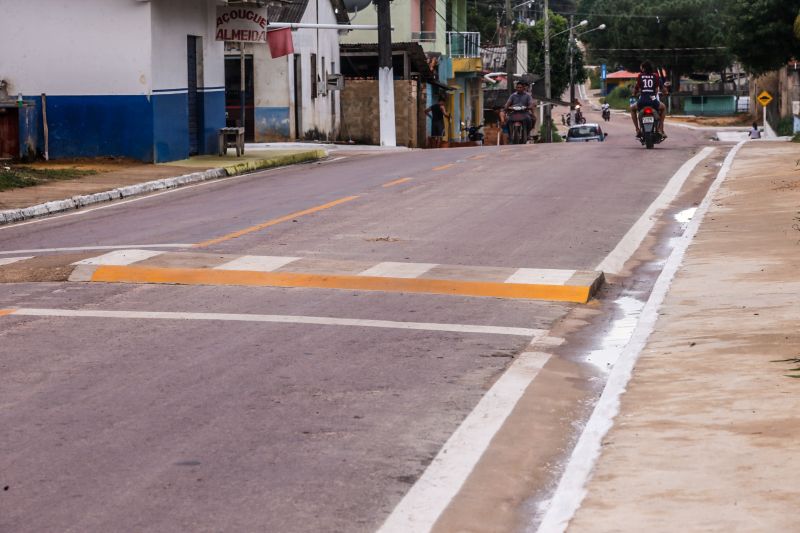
(377, 351, 551, 533)
(0, 256, 33, 266)
(0, 165, 287, 232)
(536, 140, 747, 533)
(7, 308, 541, 337)
(595, 146, 715, 275)
(0, 244, 191, 255)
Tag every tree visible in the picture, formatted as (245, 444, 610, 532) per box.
(576, 0, 731, 87)
(514, 11, 587, 98)
(726, 0, 800, 74)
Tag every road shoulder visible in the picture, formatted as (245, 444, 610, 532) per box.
(568, 142, 800, 531)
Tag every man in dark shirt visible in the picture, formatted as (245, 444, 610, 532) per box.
(630, 60, 667, 138)
(505, 82, 535, 140)
(425, 96, 450, 148)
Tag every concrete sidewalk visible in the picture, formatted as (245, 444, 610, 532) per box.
(566, 141, 800, 532)
(0, 147, 326, 225)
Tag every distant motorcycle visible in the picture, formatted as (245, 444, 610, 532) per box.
(467, 124, 484, 143)
(574, 105, 586, 125)
(602, 107, 611, 122)
(507, 105, 530, 144)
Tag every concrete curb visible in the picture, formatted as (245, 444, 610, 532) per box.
(0, 149, 327, 226)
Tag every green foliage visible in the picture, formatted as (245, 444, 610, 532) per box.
(539, 121, 564, 142)
(726, 0, 800, 74)
(514, 11, 587, 98)
(587, 68, 601, 89)
(602, 84, 633, 109)
(467, 3, 498, 44)
(777, 116, 795, 137)
(577, 0, 731, 82)
(0, 166, 96, 191)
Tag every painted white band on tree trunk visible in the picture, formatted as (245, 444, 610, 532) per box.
(379, 67, 397, 147)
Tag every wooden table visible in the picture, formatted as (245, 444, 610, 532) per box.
(218, 127, 245, 157)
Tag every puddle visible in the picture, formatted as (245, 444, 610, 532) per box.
(674, 206, 697, 226)
(584, 296, 645, 372)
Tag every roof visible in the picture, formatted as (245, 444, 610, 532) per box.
(340, 42, 434, 80)
(605, 70, 639, 79)
(268, 0, 349, 25)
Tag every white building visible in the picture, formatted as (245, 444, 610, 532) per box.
(0, 0, 225, 162)
(227, 0, 349, 141)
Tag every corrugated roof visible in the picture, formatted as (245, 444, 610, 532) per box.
(606, 70, 638, 79)
(340, 42, 434, 80)
(267, 0, 349, 25)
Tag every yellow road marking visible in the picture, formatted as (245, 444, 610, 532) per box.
(0, 309, 17, 317)
(432, 164, 454, 171)
(383, 177, 413, 188)
(194, 196, 359, 248)
(468, 154, 487, 160)
(90, 266, 594, 303)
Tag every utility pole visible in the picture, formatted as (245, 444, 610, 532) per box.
(505, 0, 514, 100)
(376, 0, 396, 146)
(543, 0, 551, 142)
(568, 15, 575, 126)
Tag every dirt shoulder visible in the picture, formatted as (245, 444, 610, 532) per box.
(569, 142, 800, 532)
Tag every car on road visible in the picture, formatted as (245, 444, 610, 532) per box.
(566, 123, 607, 143)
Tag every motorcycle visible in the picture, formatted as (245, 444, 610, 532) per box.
(573, 105, 586, 125)
(637, 103, 664, 149)
(507, 105, 530, 144)
(467, 124, 484, 143)
(602, 107, 611, 122)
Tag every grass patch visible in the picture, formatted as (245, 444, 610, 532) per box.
(0, 166, 97, 192)
(601, 84, 633, 110)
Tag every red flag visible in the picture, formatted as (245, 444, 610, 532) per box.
(268, 28, 294, 58)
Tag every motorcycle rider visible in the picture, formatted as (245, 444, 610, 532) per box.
(601, 102, 611, 120)
(630, 60, 667, 138)
(505, 81, 535, 138)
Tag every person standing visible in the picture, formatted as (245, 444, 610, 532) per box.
(426, 96, 450, 148)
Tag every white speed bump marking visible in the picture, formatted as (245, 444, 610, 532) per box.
(73, 249, 165, 266)
(215, 255, 301, 272)
(359, 262, 438, 279)
(505, 268, 576, 285)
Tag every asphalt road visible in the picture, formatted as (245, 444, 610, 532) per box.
(0, 110, 714, 532)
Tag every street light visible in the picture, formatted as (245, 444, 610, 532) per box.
(568, 22, 605, 124)
(542, 17, 586, 141)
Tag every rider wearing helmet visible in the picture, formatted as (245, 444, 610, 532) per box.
(630, 61, 667, 138)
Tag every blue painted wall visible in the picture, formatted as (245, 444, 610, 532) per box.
(17, 91, 224, 163)
(254, 107, 290, 140)
(24, 95, 155, 161)
(202, 89, 226, 154)
(152, 92, 189, 163)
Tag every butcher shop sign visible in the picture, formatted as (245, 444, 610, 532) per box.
(215, 6, 268, 43)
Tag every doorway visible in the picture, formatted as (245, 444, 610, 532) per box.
(187, 35, 204, 156)
(0, 107, 19, 159)
(224, 54, 255, 142)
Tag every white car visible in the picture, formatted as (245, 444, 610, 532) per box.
(566, 123, 607, 142)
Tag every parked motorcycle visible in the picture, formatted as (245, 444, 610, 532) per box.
(507, 105, 530, 144)
(637, 103, 664, 149)
(467, 124, 484, 143)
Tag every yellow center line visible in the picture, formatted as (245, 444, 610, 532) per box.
(0, 309, 17, 317)
(194, 195, 360, 248)
(382, 177, 413, 188)
(468, 154, 487, 160)
(432, 164, 455, 171)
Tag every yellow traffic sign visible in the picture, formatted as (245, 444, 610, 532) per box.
(757, 90, 773, 106)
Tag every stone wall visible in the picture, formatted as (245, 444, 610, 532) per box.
(340, 79, 423, 147)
